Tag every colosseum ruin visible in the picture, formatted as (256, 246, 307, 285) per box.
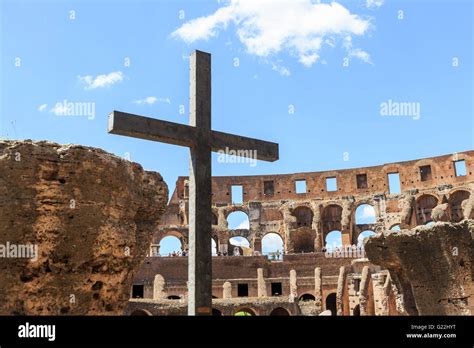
(127, 150, 474, 316)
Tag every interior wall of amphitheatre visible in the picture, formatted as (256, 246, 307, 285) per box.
(130, 151, 473, 315)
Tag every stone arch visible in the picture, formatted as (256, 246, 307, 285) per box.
(226, 210, 250, 230)
(325, 230, 342, 251)
(390, 224, 401, 231)
(299, 293, 315, 302)
(270, 307, 290, 316)
(262, 232, 285, 255)
(159, 234, 184, 255)
(212, 308, 222, 316)
(158, 230, 186, 244)
(415, 194, 438, 225)
(130, 309, 152, 316)
(448, 189, 470, 222)
(357, 230, 376, 247)
(234, 307, 258, 316)
(291, 206, 314, 227)
(291, 227, 315, 253)
(225, 206, 250, 219)
(354, 203, 376, 224)
(321, 204, 343, 235)
(325, 293, 337, 315)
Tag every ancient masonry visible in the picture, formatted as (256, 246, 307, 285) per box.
(128, 150, 474, 316)
(0, 140, 168, 315)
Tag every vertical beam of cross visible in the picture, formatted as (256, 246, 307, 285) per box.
(107, 49, 279, 316)
(188, 51, 212, 315)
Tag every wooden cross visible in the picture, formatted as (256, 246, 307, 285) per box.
(108, 50, 279, 315)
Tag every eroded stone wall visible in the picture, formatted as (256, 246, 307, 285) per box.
(365, 220, 473, 315)
(0, 140, 168, 315)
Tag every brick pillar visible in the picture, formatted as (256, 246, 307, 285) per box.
(290, 269, 298, 300)
(359, 266, 371, 316)
(223, 281, 232, 299)
(314, 267, 322, 311)
(153, 274, 166, 300)
(336, 266, 347, 316)
(257, 268, 267, 297)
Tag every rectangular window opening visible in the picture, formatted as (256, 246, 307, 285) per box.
(132, 284, 144, 299)
(295, 179, 307, 194)
(387, 173, 401, 194)
(237, 283, 249, 297)
(264, 180, 275, 196)
(231, 185, 243, 205)
(326, 177, 337, 192)
(271, 282, 282, 296)
(353, 279, 361, 292)
(454, 160, 467, 177)
(356, 174, 368, 189)
(419, 165, 432, 181)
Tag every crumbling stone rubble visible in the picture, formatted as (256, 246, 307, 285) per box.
(365, 220, 473, 315)
(0, 140, 168, 315)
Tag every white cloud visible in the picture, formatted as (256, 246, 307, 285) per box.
(77, 71, 124, 90)
(342, 36, 373, 64)
(269, 60, 291, 76)
(236, 220, 249, 229)
(360, 205, 376, 219)
(366, 0, 384, 9)
(37, 104, 47, 112)
(172, 0, 373, 69)
(132, 96, 171, 105)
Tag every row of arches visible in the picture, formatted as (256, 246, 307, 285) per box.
(131, 293, 338, 316)
(158, 232, 285, 256)
(223, 190, 470, 231)
(158, 229, 376, 256)
(211, 204, 377, 231)
(161, 190, 471, 255)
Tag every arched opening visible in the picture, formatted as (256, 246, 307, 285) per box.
(353, 304, 360, 316)
(325, 293, 337, 316)
(167, 295, 181, 300)
(355, 204, 376, 224)
(130, 309, 152, 316)
(229, 236, 250, 256)
(227, 211, 249, 230)
(270, 307, 290, 316)
(211, 238, 217, 256)
(325, 230, 342, 251)
(262, 233, 284, 259)
(416, 194, 438, 226)
(211, 212, 218, 225)
(390, 224, 401, 231)
(292, 228, 315, 253)
(159, 235, 182, 256)
(322, 204, 343, 236)
(292, 206, 313, 227)
(212, 308, 222, 316)
(449, 190, 470, 222)
(357, 230, 376, 247)
(234, 308, 256, 316)
(299, 293, 315, 302)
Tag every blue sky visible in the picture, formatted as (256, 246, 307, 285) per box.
(1, 0, 473, 253)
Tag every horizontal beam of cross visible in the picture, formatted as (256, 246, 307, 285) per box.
(108, 110, 279, 162)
